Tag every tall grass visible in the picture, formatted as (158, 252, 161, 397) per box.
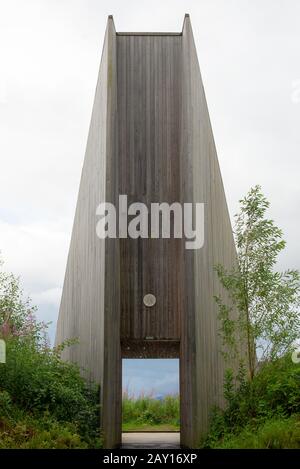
(202, 354, 300, 448)
(122, 390, 180, 431)
(0, 337, 102, 448)
(0, 258, 102, 448)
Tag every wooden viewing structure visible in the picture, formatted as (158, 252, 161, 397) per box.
(56, 15, 239, 448)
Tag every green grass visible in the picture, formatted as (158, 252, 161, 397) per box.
(0, 405, 91, 449)
(0, 388, 103, 449)
(123, 422, 179, 432)
(0, 260, 103, 449)
(0, 338, 102, 448)
(122, 392, 180, 432)
(210, 414, 300, 449)
(201, 355, 300, 449)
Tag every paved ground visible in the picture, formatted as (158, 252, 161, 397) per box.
(122, 432, 180, 449)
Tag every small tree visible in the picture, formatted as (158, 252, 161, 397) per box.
(0, 255, 48, 346)
(215, 185, 300, 380)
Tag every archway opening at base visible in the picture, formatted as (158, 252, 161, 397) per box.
(122, 358, 180, 432)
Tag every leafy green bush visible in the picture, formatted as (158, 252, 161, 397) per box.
(0, 383, 102, 448)
(0, 404, 92, 449)
(0, 337, 101, 446)
(212, 415, 300, 449)
(202, 355, 300, 448)
(0, 338, 100, 441)
(0, 256, 102, 448)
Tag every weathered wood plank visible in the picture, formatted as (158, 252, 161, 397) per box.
(55, 17, 121, 449)
(56, 15, 241, 449)
(180, 15, 239, 447)
(117, 34, 182, 341)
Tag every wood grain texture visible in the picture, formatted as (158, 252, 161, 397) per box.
(121, 340, 180, 358)
(117, 34, 183, 341)
(56, 15, 242, 449)
(55, 17, 121, 449)
(180, 16, 239, 447)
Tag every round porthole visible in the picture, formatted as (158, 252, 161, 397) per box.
(143, 293, 156, 307)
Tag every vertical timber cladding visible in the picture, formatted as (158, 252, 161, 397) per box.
(56, 15, 241, 449)
(55, 18, 121, 449)
(117, 33, 183, 346)
(180, 16, 239, 447)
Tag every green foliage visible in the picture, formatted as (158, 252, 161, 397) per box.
(0, 389, 12, 417)
(0, 338, 100, 442)
(122, 393, 180, 431)
(223, 369, 235, 405)
(0, 256, 102, 448)
(0, 395, 93, 449)
(0, 337, 102, 447)
(202, 355, 300, 448)
(215, 185, 300, 379)
(209, 415, 300, 449)
(0, 257, 47, 345)
(208, 187, 300, 448)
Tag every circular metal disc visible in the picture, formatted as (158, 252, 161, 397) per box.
(143, 293, 156, 307)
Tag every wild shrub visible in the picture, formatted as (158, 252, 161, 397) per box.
(202, 355, 300, 448)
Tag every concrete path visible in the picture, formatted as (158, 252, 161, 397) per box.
(122, 432, 180, 449)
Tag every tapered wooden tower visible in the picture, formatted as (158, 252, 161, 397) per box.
(56, 15, 239, 448)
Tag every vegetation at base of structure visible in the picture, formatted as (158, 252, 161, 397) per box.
(201, 355, 300, 448)
(206, 414, 300, 449)
(123, 422, 179, 432)
(0, 255, 102, 448)
(122, 392, 180, 432)
(0, 399, 97, 449)
(215, 185, 300, 381)
(207, 186, 300, 449)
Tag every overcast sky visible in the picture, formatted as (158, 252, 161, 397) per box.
(1, 0, 300, 395)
